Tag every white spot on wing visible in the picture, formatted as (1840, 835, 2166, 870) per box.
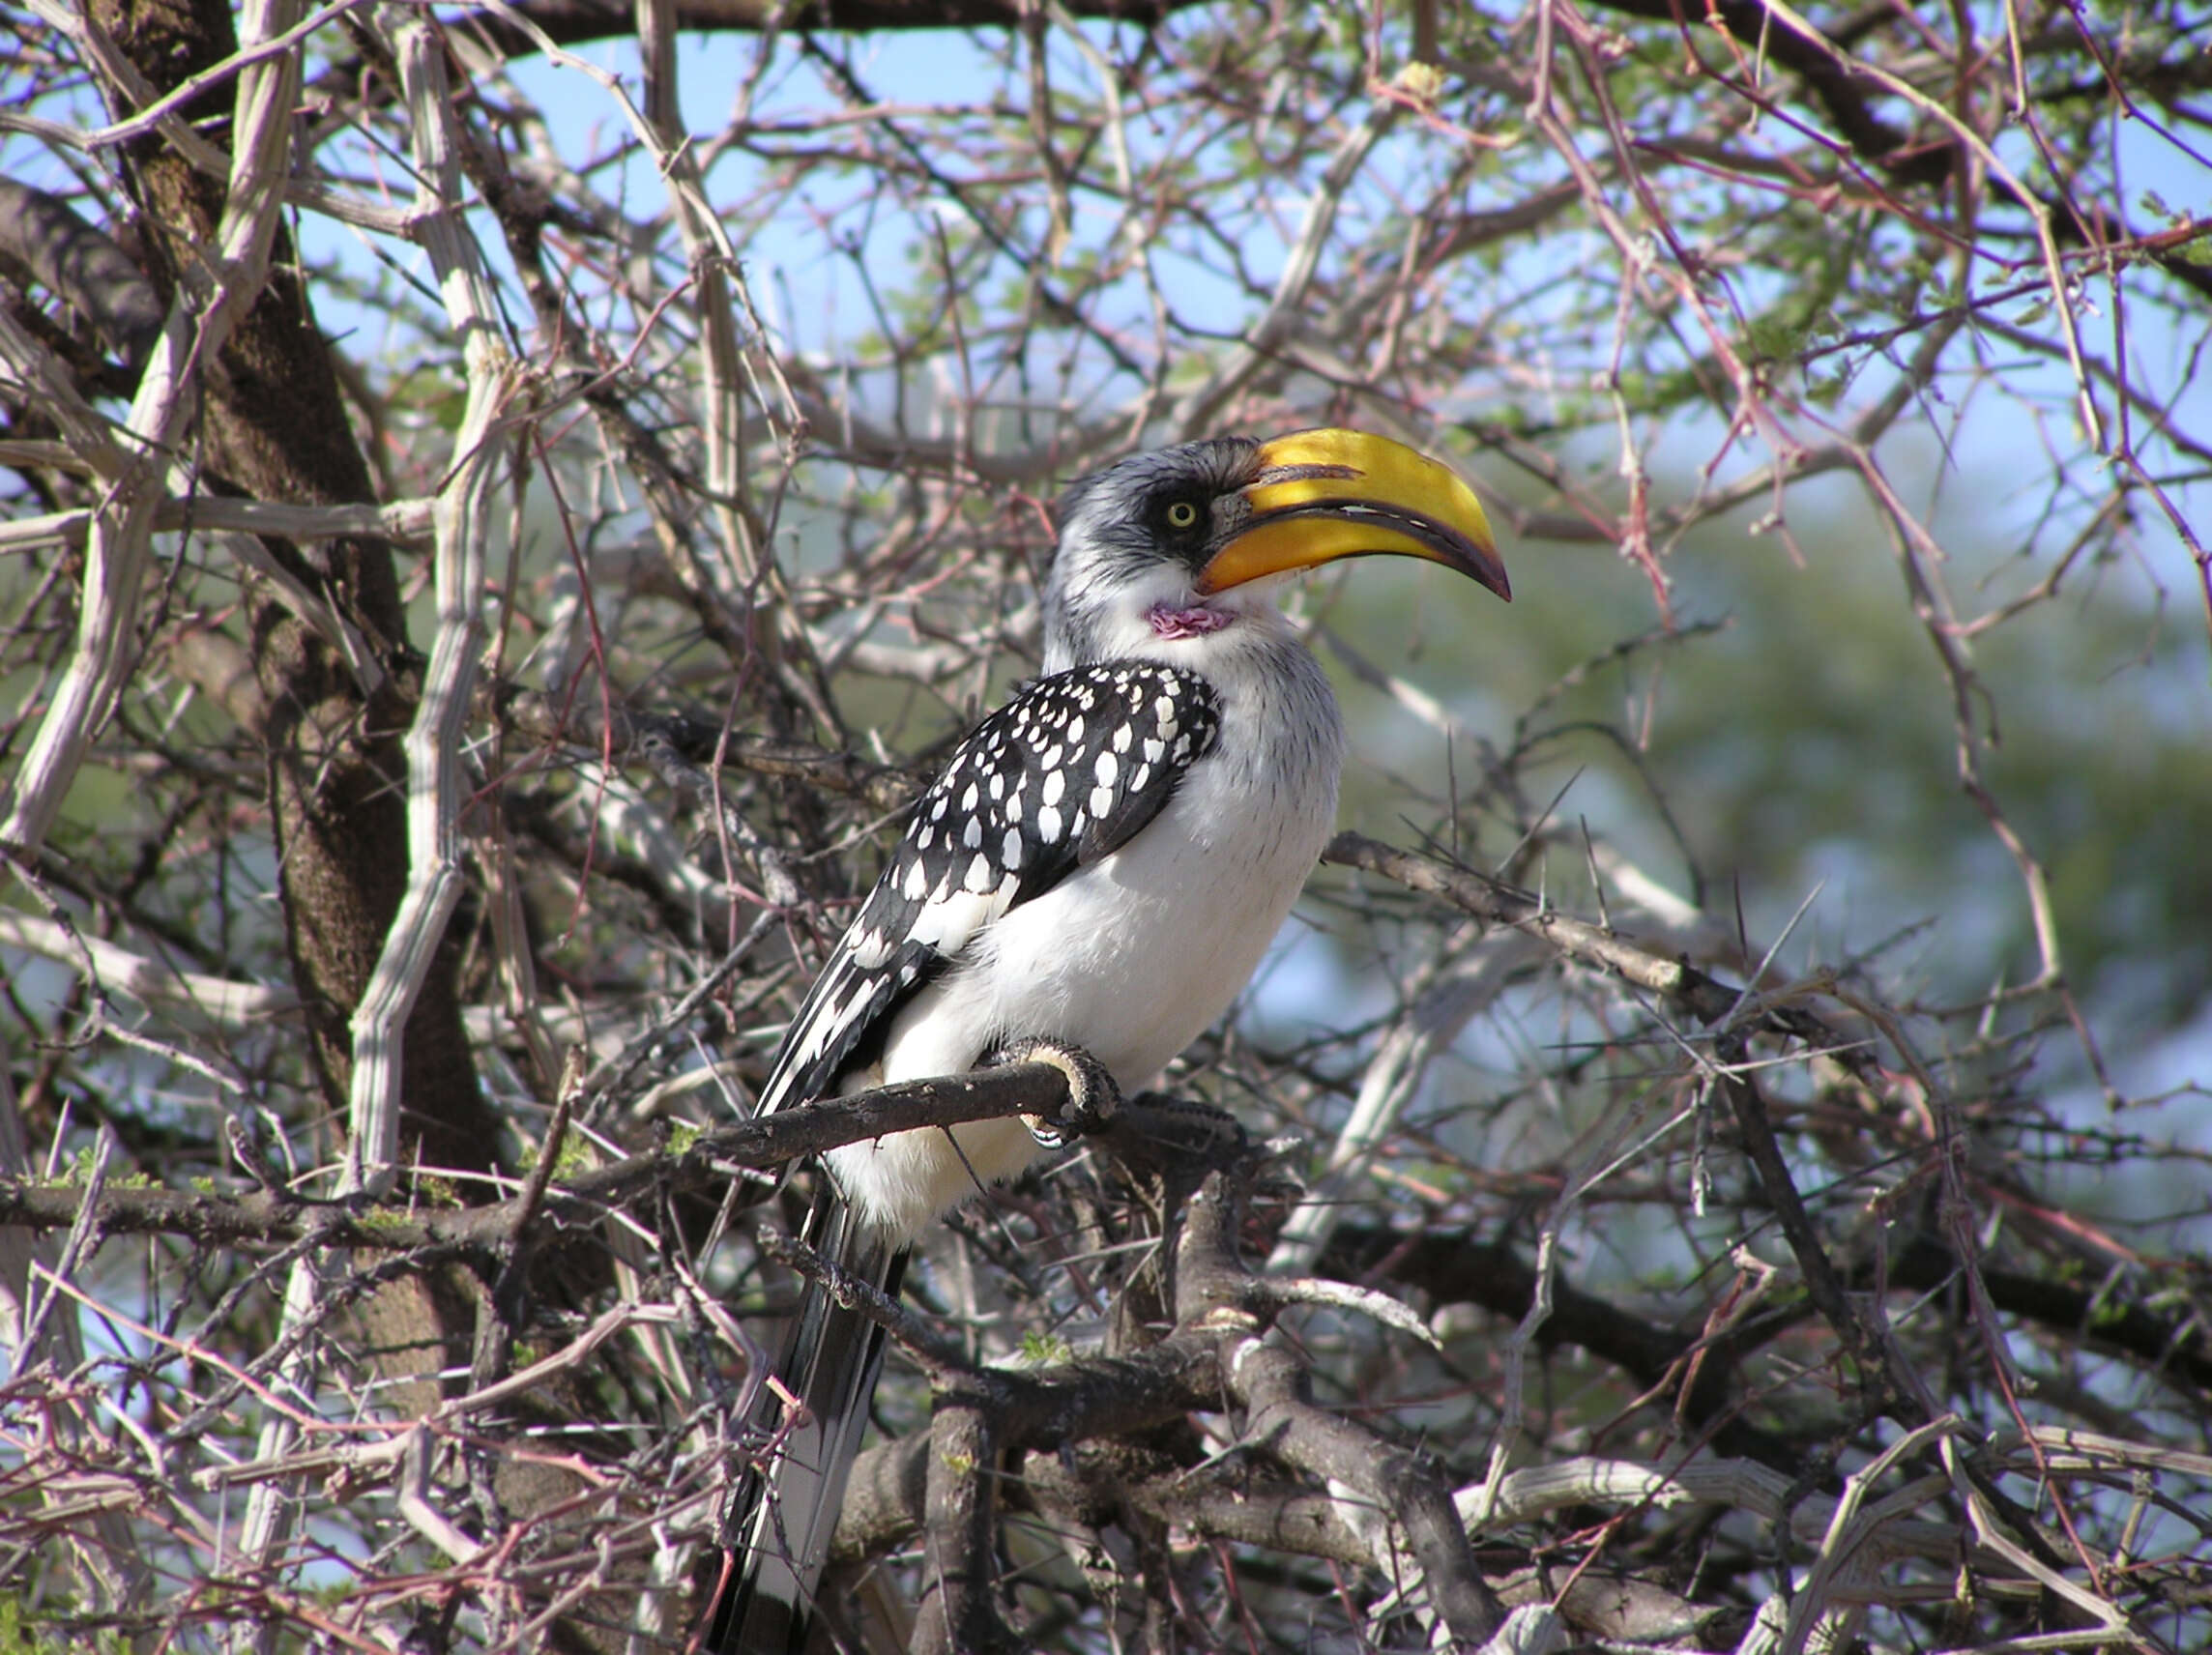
(905, 886, 1000, 952)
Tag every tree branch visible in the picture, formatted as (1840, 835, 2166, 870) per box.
(0, 1062, 1076, 1248)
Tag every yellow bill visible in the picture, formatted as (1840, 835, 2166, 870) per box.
(1200, 427, 1508, 601)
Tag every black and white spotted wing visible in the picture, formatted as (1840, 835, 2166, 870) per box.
(754, 662, 1222, 1117)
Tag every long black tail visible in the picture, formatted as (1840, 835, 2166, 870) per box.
(710, 1190, 907, 1655)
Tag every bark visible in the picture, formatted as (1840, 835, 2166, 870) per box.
(89, 0, 496, 1176)
(83, 0, 501, 1564)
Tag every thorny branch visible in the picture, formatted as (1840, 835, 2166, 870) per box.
(2, 0, 2207, 1650)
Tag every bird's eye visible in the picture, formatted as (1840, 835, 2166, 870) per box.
(1164, 500, 1201, 531)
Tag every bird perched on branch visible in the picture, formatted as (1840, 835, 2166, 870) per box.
(710, 428, 1507, 1653)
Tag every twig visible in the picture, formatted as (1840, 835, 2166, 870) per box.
(757, 1227, 969, 1375)
(1167, 84, 1402, 440)
(0, 493, 436, 557)
(1260, 1275, 1443, 1351)
(341, 7, 517, 1196)
(0, 911, 295, 1027)
(1715, 1040, 1894, 1409)
(1327, 831, 1852, 1055)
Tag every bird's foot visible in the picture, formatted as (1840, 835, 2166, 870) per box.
(1124, 1091, 1246, 1153)
(989, 1038, 1121, 1147)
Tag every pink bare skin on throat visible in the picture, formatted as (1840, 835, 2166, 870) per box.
(1148, 601, 1235, 639)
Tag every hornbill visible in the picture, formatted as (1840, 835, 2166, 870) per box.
(709, 428, 1508, 1652)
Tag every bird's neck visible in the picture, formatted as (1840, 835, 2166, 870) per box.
(1145, 599, 1236, 641)
(1046, 585, 1293, 672)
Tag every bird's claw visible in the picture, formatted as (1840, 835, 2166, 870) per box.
(994, 1038, 1121, 1147)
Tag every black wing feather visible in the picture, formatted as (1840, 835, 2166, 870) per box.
(753, 662, 1220, 1116)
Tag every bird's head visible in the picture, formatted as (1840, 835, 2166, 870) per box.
(1043, 428, 1508, 671)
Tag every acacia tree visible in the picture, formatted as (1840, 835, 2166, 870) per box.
(1, 0, 2207, 1650)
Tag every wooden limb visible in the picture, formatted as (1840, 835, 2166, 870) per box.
(1228, 1333, 1502, 1646)
(913, 1385, 1013, 1655)
(1324, 830, 1856, 1066)
(1173, 1158, 1503, 1645)
(0, 1060, 1084, 1249)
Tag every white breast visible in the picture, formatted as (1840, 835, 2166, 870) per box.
(828, 630, 1344, 1240)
